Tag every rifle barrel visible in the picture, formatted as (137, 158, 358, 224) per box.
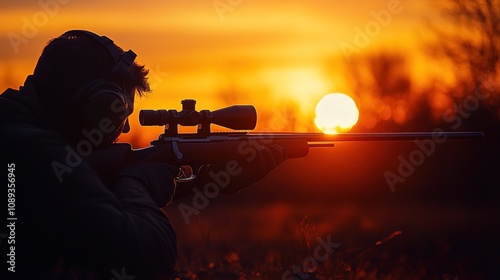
(247, 132, 484, 147)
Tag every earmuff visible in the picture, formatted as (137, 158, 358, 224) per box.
(60, 30, 137, 147)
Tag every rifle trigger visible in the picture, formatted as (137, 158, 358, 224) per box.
(172, 141, 183, 160)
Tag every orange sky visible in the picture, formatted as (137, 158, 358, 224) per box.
(0, 0, 453, 146)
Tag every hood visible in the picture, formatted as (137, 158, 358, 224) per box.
(0, 75, 50, 128)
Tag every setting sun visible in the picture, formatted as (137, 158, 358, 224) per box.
(314, 93, 359, 134)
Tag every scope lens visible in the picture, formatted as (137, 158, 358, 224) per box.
(139, 110, 167, 126)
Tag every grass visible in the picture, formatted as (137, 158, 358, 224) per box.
(168, 216, 482, 280)
(164, 184, 500, 280)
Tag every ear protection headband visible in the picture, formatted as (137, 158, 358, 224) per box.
(61, 30, 137, 145)
(61, 30, 137, 81)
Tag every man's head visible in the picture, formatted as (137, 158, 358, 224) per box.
(32, 30, 150, 147)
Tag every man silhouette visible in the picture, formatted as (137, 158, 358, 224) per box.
(0, 30, 284, 279)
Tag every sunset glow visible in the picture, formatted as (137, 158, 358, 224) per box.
(2, 2, 498, 278)
(0, 0, 490, 147)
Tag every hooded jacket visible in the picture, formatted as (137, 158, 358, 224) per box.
(0, 76, 177, 279)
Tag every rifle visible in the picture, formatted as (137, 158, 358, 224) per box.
(137, 99, 484, 167)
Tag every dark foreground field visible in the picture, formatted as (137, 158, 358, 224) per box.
(169, 202, 498, 280)
(165, 131, 500, 280)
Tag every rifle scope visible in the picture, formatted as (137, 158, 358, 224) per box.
(139, 99, 257, 131)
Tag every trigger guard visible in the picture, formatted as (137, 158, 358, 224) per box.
(176, 165, 197, 182)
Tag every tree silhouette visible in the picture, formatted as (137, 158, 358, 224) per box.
(431, 0, 500, 108)
(343, 52, 428, 130)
